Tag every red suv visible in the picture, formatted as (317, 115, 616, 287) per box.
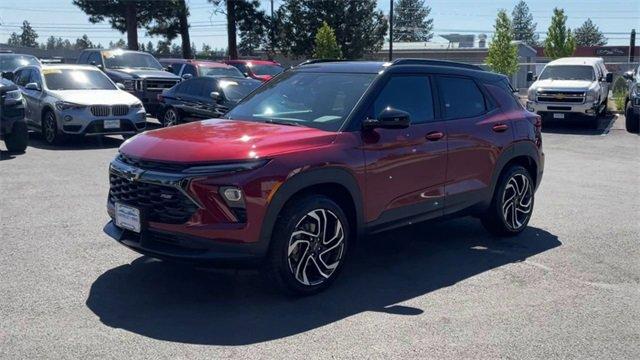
(221, 59, 284, 82)
(104, 59, 544, 295)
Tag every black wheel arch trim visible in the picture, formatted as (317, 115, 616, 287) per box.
(257, 166, 365, 257)
(488, 141, 542, 199)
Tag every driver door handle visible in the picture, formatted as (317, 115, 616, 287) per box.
(492, 123, 509, 132)
(425, 131, 445, 141)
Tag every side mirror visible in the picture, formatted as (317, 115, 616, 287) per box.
(25, 82, 41, 91)
(526, 71, 537, 82)
(605, 73, 613, 83)
(243, 72, 250, 77)
(1, 71, 14, 82)
(622, 71, 633, 80)
(363, 108, 411, 130)
(165, 65, 173, 73)
(182, 73, 193, 80)
(115, 82, 125, 90)
(210, 91, 222, 102)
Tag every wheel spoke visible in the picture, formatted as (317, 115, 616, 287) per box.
(308, 255, 331, 279)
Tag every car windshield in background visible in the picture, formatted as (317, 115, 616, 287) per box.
(44, 69, 116, 90)
(225, 72, 375, 131)
(539, 65, 595, 81)
(0, 55, 39, 72)
(200, 66, 244, 78)
(251, 64, 284, 76)
(218, 79, 261, 102)
(102, 50, 163, 70)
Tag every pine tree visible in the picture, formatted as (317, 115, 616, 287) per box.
(574, 18, 607, 47)
(393, 0, 434, 42)
(146, 41, 155, 54)
(74, 34, 94, 50)
(544, 8, 576, 59)
(486, 10, 519, 76)
(511, 0, 538, 47)
(313, 22, 342, 59)
(18, 21, 39, 47)
(7, 33, 21, 47)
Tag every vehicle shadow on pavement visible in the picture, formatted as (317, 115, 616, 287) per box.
(26, 133, 123, 151)
(86, 217, 560, 345)
(541, 113, 617, 136)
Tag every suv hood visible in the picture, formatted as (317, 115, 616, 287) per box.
(49, 90, 141, 105)
(532, 79, 595, 92)
(119, 119, 337, 163)
(106, 68, 180, 80)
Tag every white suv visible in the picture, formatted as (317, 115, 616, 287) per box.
(526, 57, 612, 127)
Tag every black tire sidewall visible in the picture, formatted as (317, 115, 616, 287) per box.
(43, 111, 61, 145)
(268, 195, 350, 295)
(5, 121, 28, 153)
(626, 102, 639, 134)
(484, 165, 534, 236)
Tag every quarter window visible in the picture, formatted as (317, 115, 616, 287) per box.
(438, 76, 486, 119)
(373, 75, 435, 124)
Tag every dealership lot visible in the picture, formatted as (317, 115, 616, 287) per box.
(0, 116, 638, 358)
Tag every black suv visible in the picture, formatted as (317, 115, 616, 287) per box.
(77, 49, 180, 116)
(623, 65, 640, 133)
(0, 76, 28, 153)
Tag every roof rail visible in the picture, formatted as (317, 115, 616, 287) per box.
(391, 58, 484, 71)
(296, 59, 347, 67)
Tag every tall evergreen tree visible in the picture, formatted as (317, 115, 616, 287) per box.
(511, 0, 538, 47)
(544, 8, 576, 59)
(276, 0, 387, 59)
(313, 21, 342, 59)
(7, 33, 21, 47)
(209, 0, 266, 59)
(74, 34, 94, 50)
(393, 0, 434, 42)
(573, 18, 607, 47)
(145, 0, 192, 58)
(11, 21, 39, 48)
(486, 10, 519, 76)
(146, 41, 155, 54)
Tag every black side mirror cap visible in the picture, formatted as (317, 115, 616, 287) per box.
(363, 108, 411, 130)
(605, 73, 613, 83)
(1, 71, 14, 81)
(526, 71, 536, 82)
(165, 65, 174, 73)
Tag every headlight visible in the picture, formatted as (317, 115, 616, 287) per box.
(585, 89, 597, 103)
(527, 87, 537, 101)
(130, 102, 143, 109)
(182, 159, 270, 175)
(55, 101, 86, 111)
(5, 89, 23, 102)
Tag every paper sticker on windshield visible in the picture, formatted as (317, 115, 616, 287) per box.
(42, 69, 62, 75)
(103, 49, 124, 58)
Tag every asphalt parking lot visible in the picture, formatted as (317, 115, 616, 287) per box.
(1, 115, 638, 359)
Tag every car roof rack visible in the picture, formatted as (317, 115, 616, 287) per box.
(391, 58, 484, 71)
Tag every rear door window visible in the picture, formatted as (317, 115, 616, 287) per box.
(437, 76, 487, 119)
(372, 75, 435, 124)
(183, 64, 197, 77)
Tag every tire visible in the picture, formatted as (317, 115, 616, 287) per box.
(265, 195, 350, 296)
(4, 121, 28, 153)
(598, 96, 608, 117)
(42, 110, 66, 145)
(481, 165, 534, 237)
(162, 107, 180, 127)
(625, 101, 639, 134)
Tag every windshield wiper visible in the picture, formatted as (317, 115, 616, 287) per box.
(263, 119, 305, 127)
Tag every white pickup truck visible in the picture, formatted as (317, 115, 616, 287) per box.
(526, 57, 612, 127)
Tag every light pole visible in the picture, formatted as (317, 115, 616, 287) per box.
(389, 0, 394, 61)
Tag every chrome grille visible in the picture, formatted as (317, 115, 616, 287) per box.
(112, 105, 129, 116)
(90, 105, 110, 117)
(145, 78, 179, 91)
(537, 91, 585, 104)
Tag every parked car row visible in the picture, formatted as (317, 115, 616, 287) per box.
(622, 66, 640, 134)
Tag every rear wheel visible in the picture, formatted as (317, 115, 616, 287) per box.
(162, 108, 180, 127)
(481, 165, 534, 237)
(42, 110, 65, 145)
(265, 195, 349, 296)
(4, 121, 28, 153)
(625, 101, 639, 134)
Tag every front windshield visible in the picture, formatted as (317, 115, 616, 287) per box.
(102, 50, 162, 70)
(539, 65, 595, 81)
(200, 65, 244, 78)
(225, 72, 375, 131)
(0, 55, 39, 72)
(44, 69, 116, 90)
(219, 79, 261, 102)
(250, 64, 284, 76)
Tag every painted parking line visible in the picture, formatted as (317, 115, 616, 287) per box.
(601, 114, 618, 136)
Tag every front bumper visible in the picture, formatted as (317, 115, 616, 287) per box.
(57, 107, 147, 136)
(526, 100, 601, 118)
(0, 101, 26, 136)
(104, 221, 263, 267)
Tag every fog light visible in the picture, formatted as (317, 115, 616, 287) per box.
(64, 115, 73, 122)
(222, 187, 242, 202)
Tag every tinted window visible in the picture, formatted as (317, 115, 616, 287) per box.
(199, 65, 244, 78)
(166, 63, 181, 75)
(230, 63, 248, 74)
(373, 76, 434, 124)
(180, 78, 206, 97)
(251, 64, 284, 76)
(219, 79, 261, 102)
(438, 76, 486, 119)
(102, 50, 162, 70)
(43, 68, 116, 90)
(29, 69, 42, 85)
(15, 69, 32, 86)
(88, 52, 102, 66)
(183, 64, 197, 77)
(0, 55, 39, 72)
(225, 72, 375, 131)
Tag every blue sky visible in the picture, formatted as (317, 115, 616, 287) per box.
(0, 0, 638, 49)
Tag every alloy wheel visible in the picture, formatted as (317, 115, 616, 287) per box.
(44, 113, 56, 144)
(164, 109, 178, 127)
(287, 209, 345, 286)
(501, 173, 533, 231)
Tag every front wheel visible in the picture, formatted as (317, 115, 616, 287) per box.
(265, 195, 350, 296)
(162, 108, 180, 127)
(482, 165, 534, 237)
(4, 121, 28, 153)
(625, 101, 639, 134)
(42, 110, 65, 145)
